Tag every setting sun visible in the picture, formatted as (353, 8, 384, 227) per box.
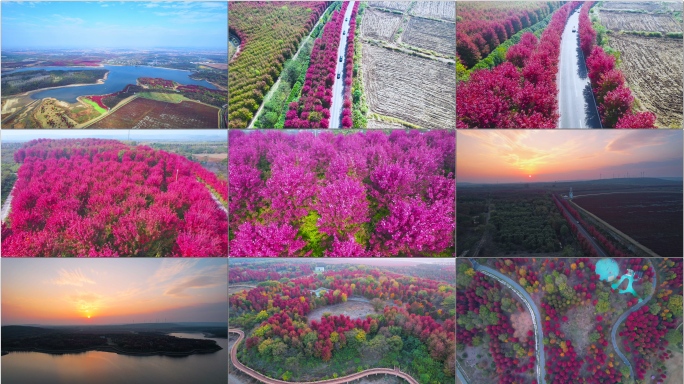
(87, 315, 91, 319)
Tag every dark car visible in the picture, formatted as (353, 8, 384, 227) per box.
(343, 30, 346, 35)
(339, 56, 343, 62)
(337, 73, 341, 79)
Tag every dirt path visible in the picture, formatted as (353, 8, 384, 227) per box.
(1, 183, 15, 223)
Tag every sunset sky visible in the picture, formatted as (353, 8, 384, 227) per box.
(457, 130, 684, 183)
(1, 259, 227, 325)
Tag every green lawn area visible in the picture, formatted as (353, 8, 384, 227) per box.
(81, 98, 106, 114)
(139, 92, 186, 103)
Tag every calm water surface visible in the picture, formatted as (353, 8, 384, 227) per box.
(5, 66, 217, 102)
(1, 332, 227, 384)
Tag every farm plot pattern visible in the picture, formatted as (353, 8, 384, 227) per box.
(403, 17, 456, 56)
(574, 193, 683, 258)
(360, 7, 403, 42)
(598, 11, 682, 33)
(362, 44, 455, 129)
(228, 1, 331, 128)
(353, 1, 455, 129)
(89, 98, 219, 128)
(1, 139, 228, 257)
(228, 130, 455, 257)
(608, 34, 683, 128)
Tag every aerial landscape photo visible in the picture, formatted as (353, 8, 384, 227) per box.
(1, 258, 228, 384)
(229, 129, 455, 257)
(457, 130, 683, 257)
(457, 1, 683, 128)
(456, 258, 683, 384)
(229, 1, 455, 129)
(1, 1, 228, 128)
(229, 258, 455, 384)
(1, 130, 228, 257)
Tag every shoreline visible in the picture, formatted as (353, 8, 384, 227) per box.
(7, 71, 110, 99)
(1, 345, 222, 357)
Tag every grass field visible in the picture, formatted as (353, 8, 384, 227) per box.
(81, 98, 106, 114)
(139, 92, 186, 104)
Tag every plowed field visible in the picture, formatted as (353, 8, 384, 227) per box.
(599, 11, 682, 32)
(367, 1, 411, 12)
(608, 34, 683, 128)
(575, 192, 683, 257)
(90, 98, 219, 128)
(403, 17, 456, 56)
(362, 44, 455, 128)
(360, 8, 403, 42)
(410, 1, 455, 21)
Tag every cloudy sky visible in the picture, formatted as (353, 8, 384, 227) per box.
(2, 1, 227, 49)
(457, 130, 683, 183)
(1, 258, 227, 325)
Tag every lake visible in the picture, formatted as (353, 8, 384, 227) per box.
(0, 332, 228, 384)
(4, 65, 218, 102)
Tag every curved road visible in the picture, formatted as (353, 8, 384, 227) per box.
(229, 328, 419, 384)
(329, 1, 356, 129)
(558, 5, 602, 128)
(468, 259, 546, 384)
(556, 196, 608, 257)
(610, 259, 657, 380)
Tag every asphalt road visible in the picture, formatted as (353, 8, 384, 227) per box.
(557, 197, 608, 257)
(610, 260, 657, 381)
(558, 5, 602, 128)
(469, 259, 546, 384)
(329, 1, 355, 129)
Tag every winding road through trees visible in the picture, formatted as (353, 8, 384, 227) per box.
(229, 328, 419, 384)
(467, 259, 546, 384)
(610, 259, 657, 381)
(558, 5, 601, 128)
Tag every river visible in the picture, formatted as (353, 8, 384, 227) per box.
(0, 332, 227, 384)
(5, 65, 217, 102)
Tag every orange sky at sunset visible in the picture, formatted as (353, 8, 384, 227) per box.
(1, 259, 227, 325)
(457, 130, 683, 184)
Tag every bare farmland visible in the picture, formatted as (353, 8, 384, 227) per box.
(362, 44, 455, 128)
(90, 98, 219, 128)
(403, 17, 456, 56)
(608, 34, 683, 128)
(600, 1, 676, 12)
(360, 8, 403, 42)
(599, 11, 682, 32)
(367, 1, 411, 12)
(410, 1, 455, 22)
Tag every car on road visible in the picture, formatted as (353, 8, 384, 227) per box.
(572, 29, 576, 32)
(345, 18, 348, 21)
(340, 56, 343, 62)
(337, 73, 341, 79)
(343, 30, 346, 35)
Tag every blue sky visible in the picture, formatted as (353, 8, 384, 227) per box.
(1, 1, 227, 49)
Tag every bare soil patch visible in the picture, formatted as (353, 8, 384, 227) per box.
(600, 1, 673, 12)
(361, 8, 403, 42)
(663, 349, 683, 384)
(306, 300, 375, 325)
(365, 119, 407, 129)
(410, 1, 455, 22)
(608, 34, 683, 128)
(362, 43, 455, 128)
(367, 2, 411, 12)
(511, 309, 533, 342)
(90, 98, 219, 128)
(599, 11, 682, 32)
(560, 304, 595, 356)
(403, 17, 456, 56)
